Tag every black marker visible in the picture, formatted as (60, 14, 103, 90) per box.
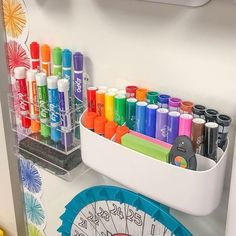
(205, 109, 218, 122)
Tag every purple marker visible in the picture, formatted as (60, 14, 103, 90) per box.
(167, 111, 180, 144)
(58, 79, 73, 147)
(169, 97, 181, 112)
(155, 108, 168, 142)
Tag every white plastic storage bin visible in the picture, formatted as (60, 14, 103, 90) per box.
(80, 112, 228, 216)
(140, 0, 210, 7)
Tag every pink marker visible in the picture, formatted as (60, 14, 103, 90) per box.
(129, 130, 172, 149)
(178, 113, 193, 137)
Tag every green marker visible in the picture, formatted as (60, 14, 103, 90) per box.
(147, 91, 158, 104)
(126, 98, 137, 130)
(114, 94, 126, 125)
(53, 47, 62, 78)
(36, 73, 50, 138)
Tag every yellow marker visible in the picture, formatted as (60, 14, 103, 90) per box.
(0, 228, 4, 236)
(105, 92, 115, 121)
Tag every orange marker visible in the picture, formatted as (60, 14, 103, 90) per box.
(84, 111, 97, 130)
(96, 90, 105, 117)
(41, 44, 51, 76)
(136, 88, 148, 101)
(105, 121, 118, 139)
(115, 125, 129, 144)
(94, 116, 107, 135)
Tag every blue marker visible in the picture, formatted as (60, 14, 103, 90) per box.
(135, 101, 147, 134)
(146, 104, 158, 138)
(62, 49, 72, 105)
(47, 76, 61, 143)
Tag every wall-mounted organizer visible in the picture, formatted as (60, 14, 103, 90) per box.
(140, 0, 210, 7)
(80, 111, 228, 216)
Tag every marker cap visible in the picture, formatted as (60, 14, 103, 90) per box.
(180, 101, 194, 114)
(47, 76, 58, 89)
(84, 111, 97, 130)
(31, 120, 40, 133)
(136, 88, 148, 101)
(105, 121, 118, 139)
(36, 73, 47, 86)
(73, 52, 83, 71)
(147, 91, 158, 104)
(62, 49, 72, 67)
(22, 116, 31, 128)
(53, 47, 62, 65)
(30, 42, 39, 59)
(14, 67, 26, 79)
(158, 94, 170, 104)
(205, 109, 219, 122)
(26, 69, 37, 81)
(115, 125, 129, 144)
(169, 97, 181, 108)
(94, 116, 107, 135)
(217, 114, 232, 127)
(58, 79, 69, 92)
(41, 44, 50, 62)
(40, 123, 50, 138)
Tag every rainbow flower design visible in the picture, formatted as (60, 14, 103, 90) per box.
(20, 159, 42, 194)
(24, 192, 45, 226)
(3, 0, 27, 38)
(6, 40, 30, 74)
(28, 223, 44, 236)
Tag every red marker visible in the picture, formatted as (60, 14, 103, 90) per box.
(14, 67, 31, 128)
(87, 87, 97, 112)
(30, 42, 40, 71)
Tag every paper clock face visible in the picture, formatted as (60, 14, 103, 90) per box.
(58, 186, 192, 236)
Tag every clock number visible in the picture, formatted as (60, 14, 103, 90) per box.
(87, 211, 99, 225)
(151, 224, 155, 235)
(97, 207, 110, 221)
(127, 209, 143, 226)
(72, 229, 85, 236)
(110, 203, 124, 220)
(110, 203, 117, 215)
(77, 217, 87, 229)
(127, 209, 134, 222)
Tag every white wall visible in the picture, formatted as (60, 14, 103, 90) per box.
(0, 103, 18, 236)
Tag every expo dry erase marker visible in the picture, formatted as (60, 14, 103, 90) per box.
(147, 91, 158, 104)
(169, 97, 181, 112)
(191, 118, 205, 155)
(36, 73, 50, 138)
(136, 88, 148, 102)
(145, 104, 158, 138)
(96, 90, 105, 117)
(41, 44, 51, 76)
(30, 42, 40, 71)
(73, 52, 84, 139)
(83, 111, 97, 131)
(217, 114, 232, 150)
(105, 92, 115, 121)
(26, 69, 40, 133)
(178, 113, 193, 137)
(135, 101, 147, 134)
(180, 101, 194, 114)
(14, 67, 31, 128)
(192, 104, 206, 119)
(53, 47, 62, 78)
(205, 109, 218, 122)
(126, 98, 137, 130)
(114, 94, 126, 125)
(158, 94, 170, 109)
(204, 122, 219, 161)
(126, 85, 138, 98)
(87, 87, 97, 112)
(167, 111, 180, 144)
(58, 79, 73, 147)
(47, 76, 61, 143)
(62, 49, 72, 103)
(155, 108, 168, 141)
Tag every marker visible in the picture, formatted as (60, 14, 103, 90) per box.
(169, 97, 181, 112)
(62, 49, 72, 103)
(105, 121, 118, 139)
(94, 116, 107, 136)
(155, 108, 168, 142)
(47, 76, 61, 143)
(180, 101, 194, 114)
(115, 125, 129, 144)
(114, 94, 126, 125)
(192, 105, 206, 119)
(41, 44, 51, 76)
(73, 52, 84, 139)
(14, 67, 31, 128)
(96, 90, 105, 117)
(135, 101, 147, 134)
(58, 79, 73, 147)
(126, 85, 138, 98)
(145, 104, 158, 138)
(205, 109, 218, 122)
(217, 114, 232, 150)
(147, 91, 158, 104)
(126, 98, 137, 130)
(26, 69, 40, 133)
(83, 111, 97, 131)
(158, 94, 170, 109)
(36, 73, 50, 138)
(191, 118, 205, 155)
(105, 92, 115, 122)
(204, 122, 219, 161)
(30, 42, 40, 70)
(178, 114, 193, 137)
(167, 111, 180, 144)
(87, 87, 97, 112)
(53, 47, 62, 78)
(136, 88, 148, 102)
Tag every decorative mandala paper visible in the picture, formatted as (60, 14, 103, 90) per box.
(28, 223, 44, 236)
(3, 0, 27, 38)
(6, 40, 30, 74)
(20, 159, 42, 194)
(24, 192, 45, 226)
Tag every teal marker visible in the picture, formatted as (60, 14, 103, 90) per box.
(53, 47, 62, 78)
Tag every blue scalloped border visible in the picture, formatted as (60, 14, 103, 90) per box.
(58, 185, 192, 236)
